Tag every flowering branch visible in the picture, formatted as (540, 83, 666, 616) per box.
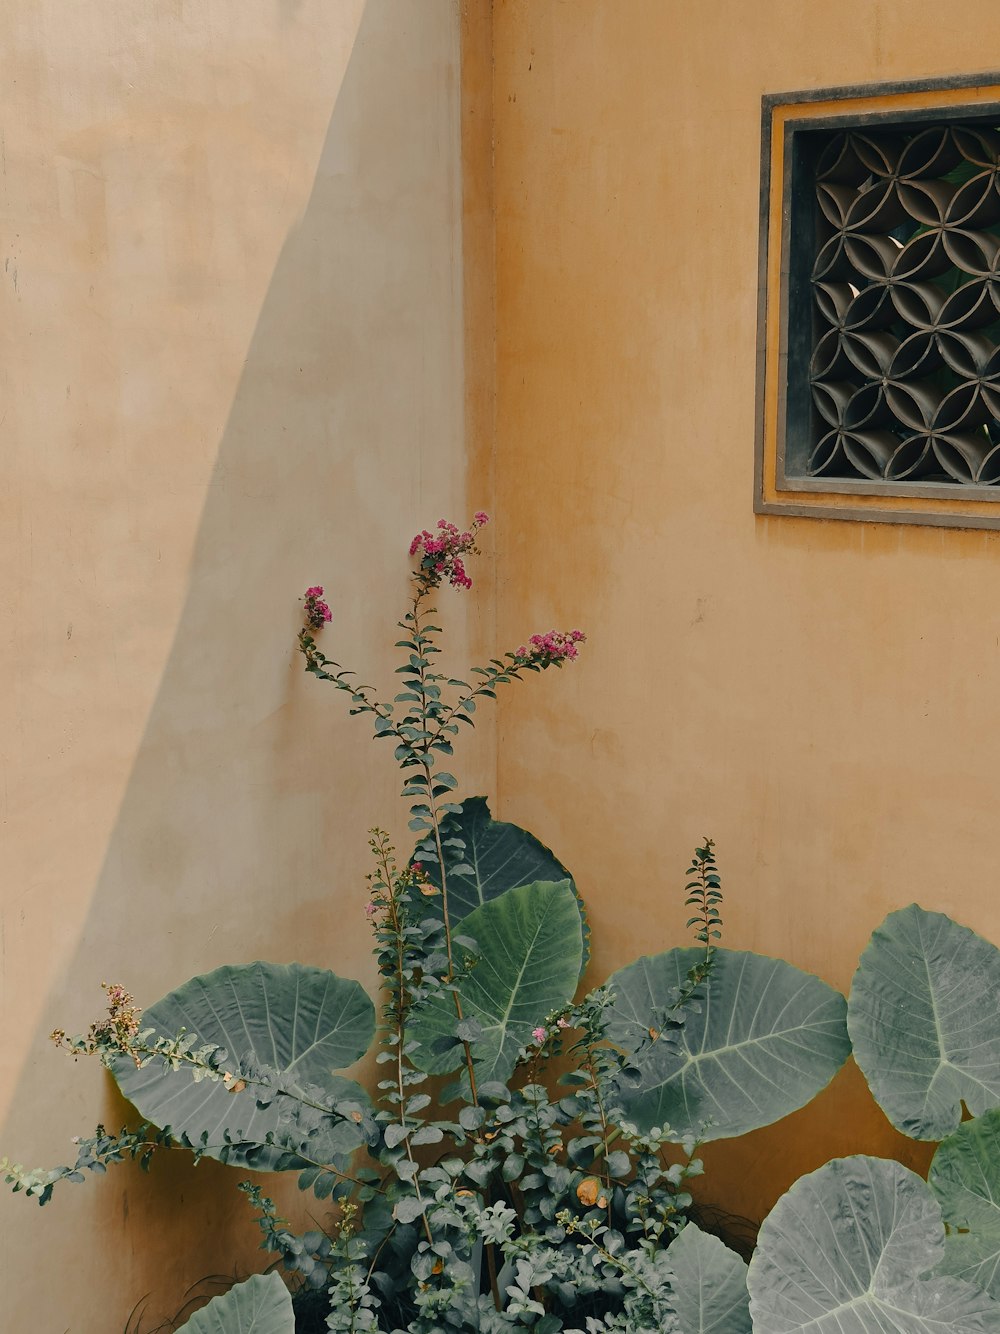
(409, 513, 489, 592)
(297, 510, 587, 1120)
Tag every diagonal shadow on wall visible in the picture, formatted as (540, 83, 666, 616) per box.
(0, 3, 488, 1328)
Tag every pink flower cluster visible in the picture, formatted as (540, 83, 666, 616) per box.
(303, 585, 332, 631)
(409, 512, 489, 591)
(514, 629, 586, 667)
(531, 1016, 572, 1045)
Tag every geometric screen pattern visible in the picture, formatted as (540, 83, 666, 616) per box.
(809, 123, 1000, 485)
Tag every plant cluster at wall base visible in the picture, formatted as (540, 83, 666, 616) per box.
(8, 514, 1000, 1332)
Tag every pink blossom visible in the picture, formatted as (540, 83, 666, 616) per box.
(303, 586, 332, 631)
(557, 1017, 570, 1029)
(365, 902, 377, 918)
(532, 1027, 546, 1043)
(409, 511, 488, 592)
(512, 629, 586, 669)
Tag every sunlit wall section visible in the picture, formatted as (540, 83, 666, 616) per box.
(492, 0, 1000, 1232)
(0, 2, 494, 1329)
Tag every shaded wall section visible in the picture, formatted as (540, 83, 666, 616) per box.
(492, 0, 1000, 1229)
(0, 2, 495, 1329)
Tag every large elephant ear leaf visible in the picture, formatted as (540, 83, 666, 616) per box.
(747, 1156, 1000, 1332)
(176, 1273, 294, 1333)
(930, 1107, 1000, 1300)
(113, 962, 375, 1170)
(848, 904, 1000, 1139)
(419, 796, 590, 968)
(605, 948, 850, 1141)
(408, 880, 583, 1088)
(669, 1223, 750, 1334)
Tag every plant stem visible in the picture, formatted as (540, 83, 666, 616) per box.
(584, 1047, 615, 1226)
(365, 1223, 398, 1284)
(429, 662, 524, 745)
(410, 590, 480, 1107)
(484, 1233, 501, 1311)
(376, 837, 434, 1246)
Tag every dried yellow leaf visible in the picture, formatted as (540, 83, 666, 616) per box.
(576, 1177, 600, 1207)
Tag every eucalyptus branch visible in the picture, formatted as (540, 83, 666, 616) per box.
(368, 831, 434, 1244)
(1, 1123, 176, 1206)
(53, 989, 364, 1155)
(557, 1212, 664, 1305)
(280, 1147, 385, 1197)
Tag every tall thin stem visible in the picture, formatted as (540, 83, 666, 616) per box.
(375, 837, 434, 1246)
(410, 588, 480, 1106)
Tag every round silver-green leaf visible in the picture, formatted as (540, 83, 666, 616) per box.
(848, 904, 1000, 1139)
(177, 1273, 294, 1333)
(748, 1156, 1000, 1332)
(930, 1107, 1000, 1299)
(669, 1223, 750, 1334)
(114, 961, 375, 1168)
(605, 948, 850, 1141)
(408, 879, 583, 1087)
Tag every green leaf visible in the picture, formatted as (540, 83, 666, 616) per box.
(456, 1017, 485, 1044)
(113, 962, 375, 1169)
(669, 1223, 750, 1334)
(408, 881, 583, 1088)
(604, 1150, 631, 1178)
(393, 1195, 428, 1224)
(930, 1108, 1000, 1299)
(605, 948, 850, 1141)
(502, 1153, 526, 1181)
(176, 1273, 294, 1333)
(848, 904, 1000, 1139)
(747, 1156, 1000, 1332)
(409, 1125, 443, 1146)
(419, 796, 590, 969)
(459, 1105, 485, 1130)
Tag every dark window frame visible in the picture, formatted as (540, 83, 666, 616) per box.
(756, 73, 1000, 529)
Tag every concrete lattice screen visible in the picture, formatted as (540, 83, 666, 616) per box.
(808, 124, 1000, 483)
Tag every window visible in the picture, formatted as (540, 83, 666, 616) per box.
(756, 74, 1000, 528)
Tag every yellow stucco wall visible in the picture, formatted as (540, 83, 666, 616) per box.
(491, 0, 1000, 1227)
(10, 0, 1000, 1323)
(0, 3, 493, 1328)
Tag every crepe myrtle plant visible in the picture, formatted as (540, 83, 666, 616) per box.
(11, 519, 1000, 1333)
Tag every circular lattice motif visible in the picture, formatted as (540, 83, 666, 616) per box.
(808, 122, 1000, 483)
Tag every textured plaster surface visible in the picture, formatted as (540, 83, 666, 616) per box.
(9, 0, 1000, 1320)
(0, 2, 493, 1328)
(491, 0, 1000, 1226)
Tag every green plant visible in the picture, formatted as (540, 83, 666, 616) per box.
(9, 515, 1000, 1333)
